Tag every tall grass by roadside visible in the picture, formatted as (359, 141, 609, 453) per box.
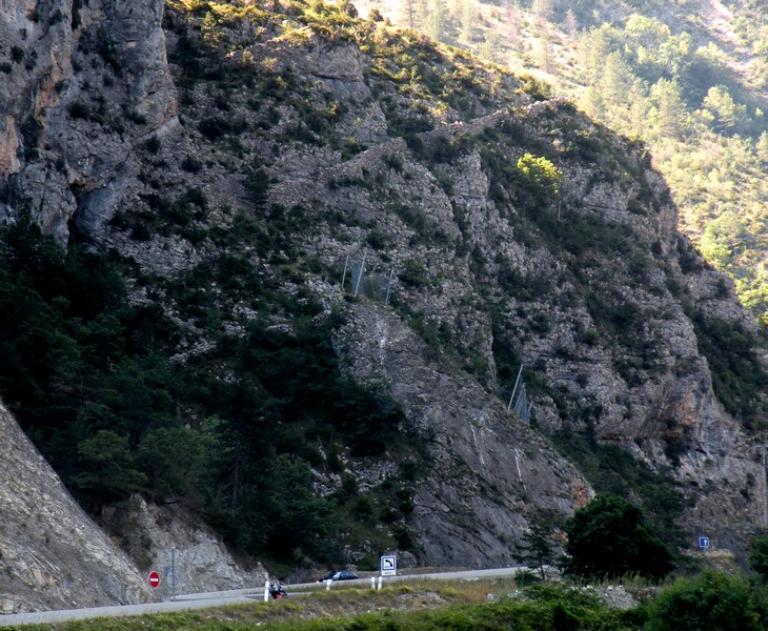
(9, 594, 640, 631)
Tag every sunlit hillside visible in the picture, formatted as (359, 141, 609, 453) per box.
(356, 0, 768, 324)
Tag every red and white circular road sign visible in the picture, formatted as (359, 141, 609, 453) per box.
(148, 570, 161, 588)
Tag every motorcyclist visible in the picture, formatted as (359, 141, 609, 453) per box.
(269, 579, 287, 599)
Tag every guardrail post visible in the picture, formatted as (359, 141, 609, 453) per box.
(263, 581, 270, 602)
(326, 579, 332, 591)
(377, 576, 383, 591)
(370, 577, 376, 590)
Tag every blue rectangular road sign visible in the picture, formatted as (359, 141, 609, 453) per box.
(698, 536, 710, 550)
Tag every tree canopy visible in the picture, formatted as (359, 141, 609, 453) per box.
(563, 494, 674, 579)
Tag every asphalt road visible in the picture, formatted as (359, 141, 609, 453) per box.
(0, 566, 528, 627)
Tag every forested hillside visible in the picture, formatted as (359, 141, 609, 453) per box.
(357, 0, 768, 325)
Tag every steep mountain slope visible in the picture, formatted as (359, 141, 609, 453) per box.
(356, 0, 768, 326)
(0, 0, 766, 579)
(0, 400, 150, 613)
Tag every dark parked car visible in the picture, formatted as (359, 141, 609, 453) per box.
(317, 570, 359, 582)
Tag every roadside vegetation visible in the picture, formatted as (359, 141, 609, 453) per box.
(563, 495, 674, 580)
(12, 568, 768, 630)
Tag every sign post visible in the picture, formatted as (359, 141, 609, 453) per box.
(148, 570, 161, 589)
(171, 549, 177, 600)
(380, 555, 397, 577)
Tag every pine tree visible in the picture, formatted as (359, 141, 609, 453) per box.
(581, 85, 605, 120)
(459, 0, 474, 46)
(516, 521, 556, 580)
(701, 85, 747, 133)
(73, 430, 148, 498)
(651, 78, 688, 139)
(480, 28, 501, 62)
(535, 36, 552, 73)
(628, 79, 650, 139)
(579, 28, 610, 87)
(601, 52, 631, 105)
(423, 0, 446, 41)
(505, 0, 521, 44)
(414, 0, 429, 33)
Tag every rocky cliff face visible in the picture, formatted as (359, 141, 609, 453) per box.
(101, 495, 267, 596)
(0, 400, 151, 613)
(0, 2, 269, 610)
(336, 304, 591, 566)
(1, 0, 767, 585)
(0, 0, 177, 240)
(324, 92, 766, 556)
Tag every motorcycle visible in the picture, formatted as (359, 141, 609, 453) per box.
(269, 583, 288, 600)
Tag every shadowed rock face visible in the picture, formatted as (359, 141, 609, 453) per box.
(0, 401, 151, 613)
(336, 304, 592, 566)
(0, 0, 177, 241)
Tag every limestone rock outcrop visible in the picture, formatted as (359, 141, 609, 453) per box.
(0, 0, 177, 241)
(337, 304, 592, 566)
(101, 495, 268, 597)
(0, 401, 151, 613)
